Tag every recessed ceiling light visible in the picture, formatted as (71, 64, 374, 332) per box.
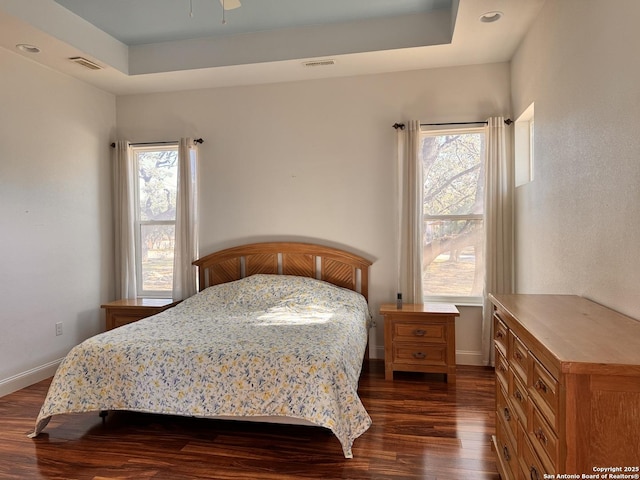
(479, 11, 503, 23)
(16, 44, 41, 54)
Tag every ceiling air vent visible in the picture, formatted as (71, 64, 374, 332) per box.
(68, 56, 103, 70)
(302, 59, 336, 68)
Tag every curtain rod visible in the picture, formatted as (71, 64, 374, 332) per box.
(110, 138, 204, 148)
(392, 119, 512, 130)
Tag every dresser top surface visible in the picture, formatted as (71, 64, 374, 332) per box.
(490, 294, 640, 373)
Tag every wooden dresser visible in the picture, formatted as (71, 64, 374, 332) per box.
(490, 294, 640, 480)
(380, 303, 459, 383)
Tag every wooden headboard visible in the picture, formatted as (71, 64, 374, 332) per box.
(192, 242, 372, 300)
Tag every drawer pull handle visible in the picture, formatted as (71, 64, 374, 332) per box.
(535, 379, 548, 393)
(535, 428, 548, 445)
(514, 351, 524, 360)
(515, 390, 524, 402)
(530, 466, 540, 480)
(498, 364, 507, 373)
(502, 445, 511, 462)
(496, 331, 504, 339)
(413, 352, 426, 359)
(503, 407, 511, 422)
(413, 329, 426, 336)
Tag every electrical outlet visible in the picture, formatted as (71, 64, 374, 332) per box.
(55, 322, 63, 336)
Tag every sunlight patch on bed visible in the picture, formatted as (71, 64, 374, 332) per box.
(256, 307, 334, 325)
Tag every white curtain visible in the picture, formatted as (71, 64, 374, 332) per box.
(112, 140, 137, 299)
(172, 138, 199, 301)
(482, 117, 514, 365)
(397, 121, 424, 304)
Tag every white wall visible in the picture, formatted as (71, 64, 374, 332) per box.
(116, 63, 511, 361)
(0, 48, 115, 395)
(510, 0, 640, 320)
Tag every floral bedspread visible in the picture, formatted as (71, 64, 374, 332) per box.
(29, 274, 372, 458)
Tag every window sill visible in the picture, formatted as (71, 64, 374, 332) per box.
(424, 296, 483, 307)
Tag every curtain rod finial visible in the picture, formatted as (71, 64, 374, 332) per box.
(392, 123, 405, 130)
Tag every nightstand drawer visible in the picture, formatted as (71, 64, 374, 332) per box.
(393, 322, 446, 343)
(110, 312, 154, 329)
(393, 343, 447, 366)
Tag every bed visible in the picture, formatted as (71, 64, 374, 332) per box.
(29, 242, 373, 458)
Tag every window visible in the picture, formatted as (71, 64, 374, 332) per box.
(132, 145, 179, 297)
(420, 128, 485, 303)
(515, 103, 534, 186)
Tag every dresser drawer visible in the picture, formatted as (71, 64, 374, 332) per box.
(529, 358, 559, 431)
(529, 406, 559, 473)
(393, 322, 446, 343)
(509, 332, 530, 386)
(520, 427, 551, 480)
(497, 383, 518, 443)
(393, 343, 447, 366)
(509, 370, 529, 427)
(494, 315, 508, 356)
(496, 417, 518, 480)
(495, 348, 509, 392)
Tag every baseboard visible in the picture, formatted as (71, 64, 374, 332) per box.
(455, 350, 485, 366)
(369, 345, 384, 360)
(0, 358, 62, 398)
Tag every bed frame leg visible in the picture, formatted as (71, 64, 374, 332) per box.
(99, 410, 108, 423)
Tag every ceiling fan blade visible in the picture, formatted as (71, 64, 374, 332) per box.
(219, 0, 241, 10)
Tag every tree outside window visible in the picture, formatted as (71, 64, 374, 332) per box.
(421, 130, 485, 302)
(133, 146, 178, 296)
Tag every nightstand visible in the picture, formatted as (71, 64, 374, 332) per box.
(101, 298, 180, 331)
(380, 303, 459, 383)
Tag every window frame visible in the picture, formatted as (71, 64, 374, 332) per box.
(515, 103, 535, 186)
(131, 144, 179, 298)
(420, 126, 486, 305)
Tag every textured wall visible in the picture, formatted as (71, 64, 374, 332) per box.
(510, 0, 640, 319)
(0, 48, 115, 394)
(116, 63, 512, 361)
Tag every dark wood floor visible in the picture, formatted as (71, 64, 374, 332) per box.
(0, 361, 498, 479)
